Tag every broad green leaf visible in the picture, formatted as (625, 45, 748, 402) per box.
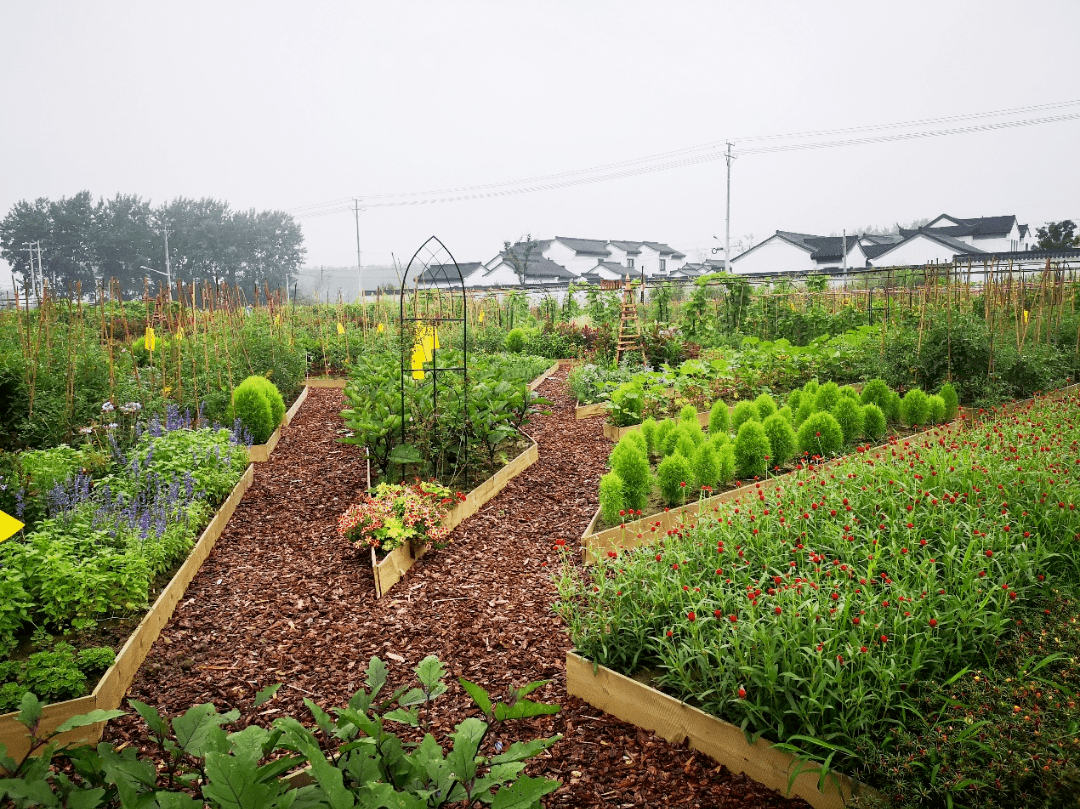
(302, 699, 335, 738)
(413, 656, 446, 691)
(172, 704, 237, 758)
(65, 788, 107, 809)
(490, 775, 560, 809)
(128, 701, 168, 739)
(56, 709, 125, 735)
(493, 699, 560, 722)
(253, 684, 282, 709)
(381, 708, 419, 727)
(202, 750, 277, 809)
(458, 678, 492, 717)
(447, 717, 486, 795)
(388, 444, 422, 465)
(365, 657, 389, 701)
(489, 735, 562, 765)
(226, 725, 273, 764)
(16, 692, 42, 732)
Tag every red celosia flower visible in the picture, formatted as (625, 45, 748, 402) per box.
(729, 614, 737, 623)
(687, 611, 696, 622)
(774, 607, 782, 615)
(985, 549, 993, 558)
(929, 618, 938, 628)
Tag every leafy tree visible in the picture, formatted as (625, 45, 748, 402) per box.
(503, 234, 540, 288)
(1035, 220, 1079, 249)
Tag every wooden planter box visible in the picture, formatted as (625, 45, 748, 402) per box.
(565, 652, 884, 809)
(527, 361, 562, 392)
(574, 402, 608, 419)
(371, 432, 540, 598)
(0, 464, 255, 760)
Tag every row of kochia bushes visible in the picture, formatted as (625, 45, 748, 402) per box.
(598, 378, 959, 525)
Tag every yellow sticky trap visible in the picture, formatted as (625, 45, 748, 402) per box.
(377, 322, 385, 333)
(0, 509, 25, 543)
(176, 327, 184, 342)
(478, 310, 485, 324)
(337, 322, 345, 335)
(145, 326, 156, 352)
(411, 345, 426, 379)
(1023, 310, 1029, 324)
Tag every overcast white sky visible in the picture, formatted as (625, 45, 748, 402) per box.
(2, 0, 1079, 287)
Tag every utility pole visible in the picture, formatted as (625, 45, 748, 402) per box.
(21, 242, 37, 300)
(162, 223, 172, 303)
(842, 229, 848, 273)
(353, 199, 364, 305)
(725, 142, 736, 275)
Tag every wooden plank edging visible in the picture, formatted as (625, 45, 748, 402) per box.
(284, 385, 310, 426)
(565, 652, 883, 809)
(574, 402, 608, 419)
(527, 362, 562, 392)
(371, 434, 540, 598)
(0, 464, 255, 760)
(304, 376, 348, 389)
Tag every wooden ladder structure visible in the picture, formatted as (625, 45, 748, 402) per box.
(615, 276, 646, 366)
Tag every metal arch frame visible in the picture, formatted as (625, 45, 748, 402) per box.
(398, 235, 469, 478)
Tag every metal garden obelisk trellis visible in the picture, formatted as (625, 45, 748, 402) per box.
(398, 236, 468, 477)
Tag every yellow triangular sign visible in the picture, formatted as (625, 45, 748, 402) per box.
(145, 326, 156, 352)
(337, 322, 345, 335)
(0, 509, 24, 543)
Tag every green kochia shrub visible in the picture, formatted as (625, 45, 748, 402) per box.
(839, 385, 858, 400)
(656, 452, 693, 506)
(786, 389, 803, 413)
(761, 413, 796, 468)
(831, 397, 865, 445)
(709, 399, 730, 437)
(232, 376, 277, 444)
(794, 399, 816, 428)
(691, 442, 721, 490)
(886, 390, 902, 423)
(678, 405, 705, 445)
(796, 411, 844, 458)
(598, 471, 625, 525)
(862, 404, 886, 440)
(927, 394, 947, 424)
(641, 418, 659, 458)
(939, 382, 959, 421)
(675, 430, 697, 460)
(776, 405, 793, 426)
(859, 378, 892, 412)
(813, 382, 841, 412)
(505, 328, 526, 353)
(656, 419, 676, 457)
(733, 421, 771, 480)
(754, 393, 777, 421)
(731, 400, 759, 432)
(899, 388, 930, 428)
(610, 437, 651, 511)
(248, 376, 286, 427)
(716, 443, 735, 485)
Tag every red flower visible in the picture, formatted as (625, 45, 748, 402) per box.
(774, 607, 782, 615)
(852, 617, 860, 625)
(729, 614, 738, 623)
(880, 635, 888, 643)
(714, 609, 723, 618)
(737, 687, 747, 699)
(985, 549, 993, 558)
(929, 618, 938, 628)
(860, 646, 868, 653)
(687, 611, 696, 622)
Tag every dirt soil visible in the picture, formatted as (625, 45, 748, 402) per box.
(105, 371, 810, 809)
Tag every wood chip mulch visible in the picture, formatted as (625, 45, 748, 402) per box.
(104, 372, 811, 809)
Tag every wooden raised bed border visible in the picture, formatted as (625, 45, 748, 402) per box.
(565, 652, 881, 809)
(574, 402, 608, 419)
(247, 384, 311, 463)
(372, 432, 539, 598)
(304, 376, 348, 389)
(0, 464, 255, 760)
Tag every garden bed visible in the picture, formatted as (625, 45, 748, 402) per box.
(565, 651, 882, 809)
(0, 463, 255, 759)
(303, 376, 348, 389)
(371, 429, 540, 598)
(574, 402, 607, 419)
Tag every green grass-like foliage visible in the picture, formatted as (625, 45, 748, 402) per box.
(796, 411, 844, 458)
(731, 400, 759, 433)
(900, 387, 930, 428)
(691, 441, 721, 490)
(939, 382, 959, 421)
(656, 452, 693, 506)
(598, 471, 625, 525)
(611, 437, 652, 511)
(232, 376, 276, 444)
(831, 396, 864, 445)
(709, 399, 730, 437)
(761, 413, 796, 468)
(733, 420, 771, 480)
(862, 403, 886, 440)
(754, 393, 777, 421)
(927, 393, 946, 424)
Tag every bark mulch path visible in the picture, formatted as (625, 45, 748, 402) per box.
(105, 373, 810, 809)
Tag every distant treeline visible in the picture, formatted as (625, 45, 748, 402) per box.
(0, 191, 306, 299)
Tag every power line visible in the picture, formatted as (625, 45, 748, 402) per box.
(288, 100, 1080, 217)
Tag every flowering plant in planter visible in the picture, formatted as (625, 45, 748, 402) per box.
(338, 480, 463, 555)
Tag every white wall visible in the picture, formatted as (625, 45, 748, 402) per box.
(731, 238, 812, 275)
(869, 235, 960, 267)
(544, 241, 601, 274)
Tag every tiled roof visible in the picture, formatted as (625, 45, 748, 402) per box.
(930, 215, 1017, 237)
(553, 236, 612, 256)
(607, 241, 642, 255)
(862, 243, 897, 259)
(805, 235, 857, 261)
(415, 262, 483, 283)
